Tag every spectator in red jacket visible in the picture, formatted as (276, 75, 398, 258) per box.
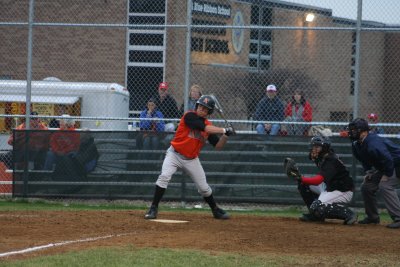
(284, 89, 312, 135)
(2, 111, 49, 170)
(44, 114, 80, 170)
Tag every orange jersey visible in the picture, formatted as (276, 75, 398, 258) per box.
(50, 128, 80, 155)
(171, 112, 212, 158)
(8, 122, 49, 151)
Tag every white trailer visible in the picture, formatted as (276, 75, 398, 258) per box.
(0, 79, 129, 130)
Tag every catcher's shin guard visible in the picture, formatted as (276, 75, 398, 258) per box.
(310, 201, 357, 225)
(298, 182, 319, 209)
(325, 203, 358, 225)
(309, 200, 326, 220)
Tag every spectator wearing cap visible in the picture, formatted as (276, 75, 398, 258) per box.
(152, 82, 179, 132)
(253, 84, 285, 135)
(2, 111, 49, 170)
(284, 89, 313, 136)
(139, 98, 165, 150)
(44, 114, 80, 170)
(367, 113, 385, 135)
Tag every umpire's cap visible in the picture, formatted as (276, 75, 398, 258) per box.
(348, 118, 370, 132)
(196, 95, 215, 115)
(348, 118, 370, 141)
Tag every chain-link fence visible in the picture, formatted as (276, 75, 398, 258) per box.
(1, 0, 400, 202)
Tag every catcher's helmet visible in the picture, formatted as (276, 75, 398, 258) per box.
(309, 136, 331, 150)
(195, 95, 215, 115)
(348, 118, 370, 141)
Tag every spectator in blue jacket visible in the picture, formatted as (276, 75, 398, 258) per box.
(254, 84, 285, 135)
(349, 118, 400, 229)
(139, 98, 165, 150)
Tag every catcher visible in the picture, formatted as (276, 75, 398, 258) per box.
(284, 136, 357, 225)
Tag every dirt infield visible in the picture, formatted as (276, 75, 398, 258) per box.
(1, 210, 400, 261)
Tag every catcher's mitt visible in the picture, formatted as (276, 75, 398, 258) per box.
(283, 157, 302, 181)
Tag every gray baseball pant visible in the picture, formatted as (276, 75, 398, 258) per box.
(155, 146, 212, 197)
(361, 171, 400, 221)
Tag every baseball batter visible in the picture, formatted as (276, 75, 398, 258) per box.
(144, 95, 235, 220)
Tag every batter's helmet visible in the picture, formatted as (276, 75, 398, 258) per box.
(348, 118, 370, 141)
(196, 95, 215, 114)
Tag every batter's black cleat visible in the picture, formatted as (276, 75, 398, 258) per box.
(358, 217, 380, 225)
(299, 213, 324, 222)
(144, 206, 158, 220)
(212, 207, 230, 219)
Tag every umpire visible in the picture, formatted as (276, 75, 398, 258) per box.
(349, 118, 400, 229)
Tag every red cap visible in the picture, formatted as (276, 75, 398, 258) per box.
(159, 82, 168, 90)
(367, 113, 378, 121)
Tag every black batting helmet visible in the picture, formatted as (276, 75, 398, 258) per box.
(309, 136, 331, 151)
(348, 118, 370, 141)
(195, 95, 215, 115)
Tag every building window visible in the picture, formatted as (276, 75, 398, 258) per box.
(350, 32, 356, 95)
(249, 5, 272, 70)
(127, 0, 167, 111)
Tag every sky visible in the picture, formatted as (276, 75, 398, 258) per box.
(287, 0, 400, 25)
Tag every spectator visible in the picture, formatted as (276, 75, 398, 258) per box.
(44, 114, 80, 170)
(367, 113, 385, 134)
(74, 129, 99, 175)
(180, 84, 203, 115)
(284, 89, 312, 135)
(3, 111, 49, 170)
(254, 84, 285, 135)
(139, 98, 165, 150)
(349, 118, 400, 229)
(291, 136, 357, 224)
(153, 82, 180, 132)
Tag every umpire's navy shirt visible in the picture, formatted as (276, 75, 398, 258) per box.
(352, 132, 400, 177)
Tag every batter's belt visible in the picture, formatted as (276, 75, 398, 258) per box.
(168, 146, 196, 160)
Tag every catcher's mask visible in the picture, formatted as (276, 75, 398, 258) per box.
(309, 136, 331, 156)
(348, 118, 370, 141)
(195, 95, 215, 115)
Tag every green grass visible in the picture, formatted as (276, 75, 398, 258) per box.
(0, 247, 278, 267)
(1, 246, 399, 267)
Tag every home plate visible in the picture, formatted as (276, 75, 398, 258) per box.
(150, 219, 189, 223)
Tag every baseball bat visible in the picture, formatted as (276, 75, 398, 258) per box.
(209, 94, 231, 127)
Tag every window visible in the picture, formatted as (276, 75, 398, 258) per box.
(129, 33, 164, 46)
(127, 0, 166, 111)
(350, 32, 357, 96)
(350, 80, 355, 95)
(191, 37, 203, 52)
(129, 51, 163, 63)
(249, 5, 272, 70)
(129, 0, 165, 13)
